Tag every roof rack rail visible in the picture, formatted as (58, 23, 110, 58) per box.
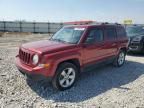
(101, 22, 109, 25)
(101, 22, 122, 26)
(115, 23, 121, 25)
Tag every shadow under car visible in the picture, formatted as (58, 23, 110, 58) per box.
(26, 60, 144, 103)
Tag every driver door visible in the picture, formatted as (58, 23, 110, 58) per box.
(82, 27, 107, 65)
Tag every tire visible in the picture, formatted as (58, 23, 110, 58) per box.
(113, 50, 126, 67)
(52, 62, 79, 91)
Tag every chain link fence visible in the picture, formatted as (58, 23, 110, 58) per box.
(0, 21, 64, 33)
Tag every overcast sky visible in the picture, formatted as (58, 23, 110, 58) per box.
(0, 0, 144, 24)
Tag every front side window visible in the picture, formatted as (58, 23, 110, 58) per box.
(51, 27, 85, 44)
(85, 29, 104, 44)
(105, 28, 116, 40)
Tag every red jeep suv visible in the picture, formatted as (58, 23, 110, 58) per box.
(16, 23, 128, 91)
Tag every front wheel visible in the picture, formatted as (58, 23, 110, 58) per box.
(52, 62, 78, 91)
(113, 50, 126, 67)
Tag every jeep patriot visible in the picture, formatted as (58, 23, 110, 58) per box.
(16, 23, 128, 90)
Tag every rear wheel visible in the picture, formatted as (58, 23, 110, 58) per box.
(52, 62, 78, 91)
(113, 50, 126, 67)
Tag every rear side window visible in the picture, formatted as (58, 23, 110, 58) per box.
(117, 27, 126, 37)
(105, 28, 117, 40)
(85, 29, 104, 43)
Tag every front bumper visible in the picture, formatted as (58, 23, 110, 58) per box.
(18, 68, 52, 81)
(16, 57, 53, 81)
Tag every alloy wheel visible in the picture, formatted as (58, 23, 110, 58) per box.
(59, 68, 76, 88)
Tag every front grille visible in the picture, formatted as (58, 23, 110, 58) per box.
(130, 46, 138, 49)
(130, 42, 140, 46)
(19, 49, 31, 64)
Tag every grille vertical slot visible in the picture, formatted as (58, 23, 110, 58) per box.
(19, 49, 31, 64)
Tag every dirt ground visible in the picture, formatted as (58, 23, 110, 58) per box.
(0, 33, 144, 108)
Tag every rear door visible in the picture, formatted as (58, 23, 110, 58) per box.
(104, 26, 118, 57)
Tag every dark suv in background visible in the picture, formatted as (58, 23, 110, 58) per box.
(126, 25, 144, 53)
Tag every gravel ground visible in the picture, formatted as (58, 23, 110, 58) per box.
(0, 33, 144, 108)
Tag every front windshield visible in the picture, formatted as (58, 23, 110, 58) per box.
(126, 26, 144, 37)
(51, 27, 85, 44)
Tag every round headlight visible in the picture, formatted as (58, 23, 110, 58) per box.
(32, 54, 39, 65)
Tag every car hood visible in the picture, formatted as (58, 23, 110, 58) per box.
(129, 34, 144, 39)
(129, 34, 144, 41)
(21, 40, 76, 54)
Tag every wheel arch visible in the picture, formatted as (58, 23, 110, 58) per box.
(119, 47, 127, 54)
(57, 58, 81, 72)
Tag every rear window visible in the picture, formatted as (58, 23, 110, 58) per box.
(105, 28, 117, 40)
(117, 27, 126, 37)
